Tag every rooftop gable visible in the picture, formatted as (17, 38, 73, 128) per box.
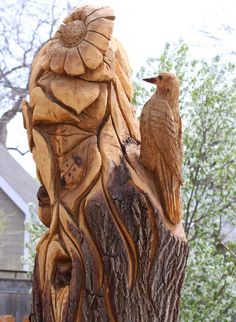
(0, 144, 39, 206)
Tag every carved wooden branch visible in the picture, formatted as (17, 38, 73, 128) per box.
(22, 5, 188, 322)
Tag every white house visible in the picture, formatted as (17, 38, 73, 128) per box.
(0, 143, 39, 271)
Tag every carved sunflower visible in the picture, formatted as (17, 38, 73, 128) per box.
(40, 6, 115, 76)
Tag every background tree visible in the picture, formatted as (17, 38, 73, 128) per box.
(134, 41, 236, 321)
(0, 0, 76, 148)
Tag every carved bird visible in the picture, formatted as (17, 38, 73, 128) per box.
(140, 72, 182, 225)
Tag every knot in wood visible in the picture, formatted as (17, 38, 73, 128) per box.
(61, 20, 87, 48)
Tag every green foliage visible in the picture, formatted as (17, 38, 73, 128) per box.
(134, 41, 236, 321)
(182, 239, 236, 321)
(22, 203, 47, 276)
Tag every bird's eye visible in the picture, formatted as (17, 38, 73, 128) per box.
(158, 75, 163, 80)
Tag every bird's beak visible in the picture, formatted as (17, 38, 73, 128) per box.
(143, 77, 157, 84)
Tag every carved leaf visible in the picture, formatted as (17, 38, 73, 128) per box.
(50, 77, 100, 115)
(115, 60, 134, 101)
(59, 136, 102, 211)
(32, 129, 55, 202)
(60, 156, 84, 188)
(67, 83, 107, 132)
(109, 84, 130, 144)
(30, 87, 79, 124)
(29, 42, 50, 92)
(21, 99, 34, 150)
(114, 76, 140, 141)
(46, 124, 91, 157)
(115, 38, 132, 77)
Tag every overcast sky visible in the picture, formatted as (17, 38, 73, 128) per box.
(6, 0, 236, 176)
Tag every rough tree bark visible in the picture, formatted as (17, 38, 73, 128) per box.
(22, 5, 188, 322)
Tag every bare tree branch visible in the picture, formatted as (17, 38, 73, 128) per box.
(0, 97, 22, 145)
(6, 146, 30, 156)
(218, 239, 236, 259)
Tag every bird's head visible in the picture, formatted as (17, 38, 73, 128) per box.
(143, 72, 179, 96)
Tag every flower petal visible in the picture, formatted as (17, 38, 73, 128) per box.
(81, 61, 113, 82)
(63, 8, 83, 24)
(85, 31, 109, 52)
(40, 48, 56, 70)
(71, 8, 83, 20)
(49, 39, 63, 49)
(81, 5, 103, 21)
(78, 41, 103, 70)
(81, 48, 115, 82)
(85, 7, 115, 25)
(50, 47, 68, 74)
(40, 40, 64, 70)
(64, 47, 85, 76)
(87, 18, 114, 40)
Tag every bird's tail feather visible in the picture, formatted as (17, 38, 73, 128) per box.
(155, 159, 182, 225)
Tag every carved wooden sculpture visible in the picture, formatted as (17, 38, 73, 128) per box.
(140, 73, 182, 225)
(22, 5, 188, 322)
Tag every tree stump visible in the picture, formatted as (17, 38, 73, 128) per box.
(22, 5, 188, 322)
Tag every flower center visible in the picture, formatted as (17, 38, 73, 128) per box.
(61, 20, 86, 48)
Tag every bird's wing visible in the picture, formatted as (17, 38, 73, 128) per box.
(149, 99, 182, 181)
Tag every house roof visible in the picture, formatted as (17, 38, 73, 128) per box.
(0, 143, 39, 207)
